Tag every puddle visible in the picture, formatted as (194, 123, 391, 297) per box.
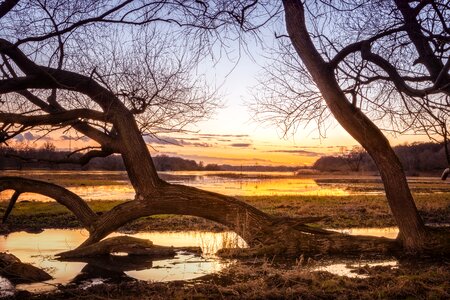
(330, 227, 399, 239)
(0, 229, 246, 293)
(314, 260, 398, 278)
(314, 227, 399, 278)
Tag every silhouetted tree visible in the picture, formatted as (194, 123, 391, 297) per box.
(255, 0, 448, 251)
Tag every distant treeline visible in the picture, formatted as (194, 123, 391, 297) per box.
(0, 146, 299, 172)
(313, 142, 448, 175)
(2, 142, 444, 174)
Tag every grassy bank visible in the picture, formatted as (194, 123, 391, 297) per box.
(1, 193, 449, 234)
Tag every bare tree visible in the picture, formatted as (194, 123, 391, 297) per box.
(263, 0, 449, 251)
(0, 0, 395, 258)
(1, 0, 444, 257)
(340, 146, 366, 172)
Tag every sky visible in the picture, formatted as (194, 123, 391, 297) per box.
(133, 45, 430, 167)
(10, 26, 432, 167)
(13, 51, 430, 168)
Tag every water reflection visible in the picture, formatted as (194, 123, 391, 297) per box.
(0, 229, 245, 292)
(2, 171, 449, 202)
(0, 173, 353, 202)
(314, 260, 398, 278)
(330, 227, 399, 239)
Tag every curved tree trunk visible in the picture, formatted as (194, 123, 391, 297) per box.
(0, 176, 402, 257)
(282, 0, 427, 251)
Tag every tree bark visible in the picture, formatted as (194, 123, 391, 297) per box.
(282, 0, 427, 251)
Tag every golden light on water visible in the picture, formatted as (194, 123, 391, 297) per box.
(0, 229, 245, 292)
(0, 171, 354, 202)
(181, 177, 351, 196)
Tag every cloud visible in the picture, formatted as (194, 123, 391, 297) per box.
(182, 154, 273, 163)
(198, 134, 249, 138)
(144, 135, 181, 145)
(196, 133, 249, 140)
(13, 134, 24, 142)
(230, 143, 252, 148)
(144, 135, 212, 147)
(266, 149, 320, 157)
(24, 132, 34, 141)
(177, 137, 201, 141)
(60, 134, 90, 142)
(192, 142, 212, 147)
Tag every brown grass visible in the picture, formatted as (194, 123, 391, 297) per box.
(21, 258, 450, 299)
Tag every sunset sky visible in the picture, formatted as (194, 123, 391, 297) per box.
(11, 40, 430, 167)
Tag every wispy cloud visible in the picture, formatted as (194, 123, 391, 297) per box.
(197, 133, 249, 138)
(144, 135, 212, 147)
(230, 143, 252, 148)
(60, 135, 90, 142)
(266, 149, 320, 157)
(144, 135, 182, 145)
(14, 131, 55, 142)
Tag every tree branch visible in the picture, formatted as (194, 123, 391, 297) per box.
(0, 109, 107, 126)
(360, 43, 444, 97)
(0, 0, 18, 19)
(0, 177, 98, 229)
(4, 148, 114, 166)
(2, 190, 19, 223)
(329, 26, 405, 69)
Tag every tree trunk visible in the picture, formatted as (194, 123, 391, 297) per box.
(1, 176, 403, 257)
(282, 0, 427, 251)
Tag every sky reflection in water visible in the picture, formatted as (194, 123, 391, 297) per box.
(0, 229, 245, 293)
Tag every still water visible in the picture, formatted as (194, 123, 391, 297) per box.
(0, 229, 246, 293)
(0, 227, 401, 293)
(0, 226, 404, 294)
(1, 170, 446, 202)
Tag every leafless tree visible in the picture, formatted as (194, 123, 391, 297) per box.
(253, 0, 449, 251)
(341, 146, 366, 172)
(0, 0, 400, 258)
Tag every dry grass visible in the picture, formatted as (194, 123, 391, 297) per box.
(20, 258, 450, 299)
(1, 192, 448, 234)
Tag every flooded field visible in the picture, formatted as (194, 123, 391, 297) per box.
(0, 227, 405, 292)
(0, 229, 245, 293)
(0, 170, 448, 295)
(1, 170, 448, 202)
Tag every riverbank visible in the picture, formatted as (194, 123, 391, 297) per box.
(1, 193, 449, 234)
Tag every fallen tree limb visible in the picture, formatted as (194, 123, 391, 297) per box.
(57, 236, 201, 259)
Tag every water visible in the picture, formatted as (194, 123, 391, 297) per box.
(1, 171, 447, 202)
(0, 226, 419, 293)
(0, 170, 446, 290)
(314, 260, 398, 278)
(0, 229, 246, 293)
(330, 227, 399, 239)
(314, 227, 399, 277)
